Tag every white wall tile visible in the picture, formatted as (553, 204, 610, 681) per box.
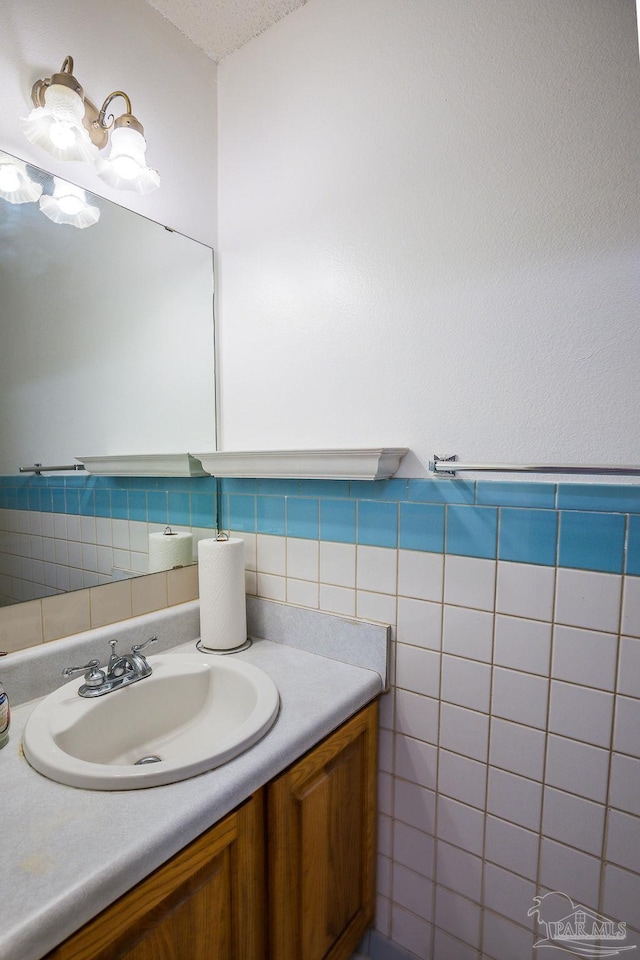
(394, 779, 436, 834)
(356, 590, 396, 625)
(356, 545, 397, 595)
(378, 728, 394, 774)
(128, 521, 149, 554)
(540, 838, 601, 909)
(67, 541, 83, 569)
(41, 513, 54, 537)
(444, 554, 495, 611)
(53, 514, 67, 539)
(609, 753, 640, 817)
(435, 840, 482, 902)
(482, 911, 535, 960)
(390, 904, 431, 960)
(441, 654, 491, 713)
(397, 596, 442, 650)
(548, 680, 613, 747)
(392, 863, 433, 922)
(622, 576, 640, 637)
(603, 865, 640, 932)
(395, 733, 437, 790)
(442, 605, 493, 662)
(393, 821, 435, 879)
(81, 543, 98, 574)
(396, 644, 440, 698)
(66, 516, 81, 541)
(398, 549, 443, 602)
(614, 696, 640, 758)
(319, 540, 355, 587)
(484, 815, 539, 880)
(228, 530, 257, 569)
(555, 568, 622, 633)
(378, 771, 393, 817)
(542, 787, 605, 856)
(378, 814, 392, 858)
(433, 928, 479, 960)
(489, 717, 545, 781)
(545, 734, 610, 803)
(286, 537, 318, 581)
(396, 689, 439, 744)
(434, 885, 481, 950)
(318, 583, 355, 616)
(494, 614, 551, 675)
(111, 518, 129, 549)
(436, 795, 485, 857)
(80, 516, 96, 544)
(256, 534, 286, 576)
(483, 862, 536, 928)
(286, 577, 318, 608)
(439, 702, 489, 762)
(496, 561, 555, 621)
(492, 667, 548, 729)
(606, 808, 640, 874)
(95, 518, 112, 546)
(618, 637, 640, 698)
(552, 624, 618, 690)
(487, 767, 542, 831)
(377, 853, 392, 896)
(255, 572, 286, 601)
(375, 895, 392, 939)
(438, 749, 487, 809)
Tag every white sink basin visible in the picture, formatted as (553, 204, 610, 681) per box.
(23, 653, 280, 790)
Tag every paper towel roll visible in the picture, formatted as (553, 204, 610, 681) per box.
(148, 528, 193, 572)
(198, 537, 247, 651)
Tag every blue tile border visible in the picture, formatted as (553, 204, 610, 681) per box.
(2, 475, 640, 576)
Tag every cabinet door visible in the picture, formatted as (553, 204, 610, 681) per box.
(268, 701, 378, 960)
(46, 791, 266, 960)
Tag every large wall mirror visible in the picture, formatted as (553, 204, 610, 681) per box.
(0, 148, 216, 607)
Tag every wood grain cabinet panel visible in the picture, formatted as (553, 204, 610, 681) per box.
(267, 701, 378, 960)
(45, 790, 266, 960)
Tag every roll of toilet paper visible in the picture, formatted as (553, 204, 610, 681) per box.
(198, 537, 247, 651)
(148, 529, 193, 572)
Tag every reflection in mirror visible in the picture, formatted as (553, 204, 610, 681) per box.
(0, 149, 217, 607)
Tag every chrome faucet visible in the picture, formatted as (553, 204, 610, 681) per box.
(63, 636, 157, 698)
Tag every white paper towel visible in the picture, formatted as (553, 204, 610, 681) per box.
(198, 537, 247, 651)
(148, 529, 193, 572)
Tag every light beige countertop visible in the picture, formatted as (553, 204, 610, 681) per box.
(1, 599, 386, 960)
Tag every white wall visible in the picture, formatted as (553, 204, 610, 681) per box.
(0, 0, 217, 245)
(217, 0, 640, 475)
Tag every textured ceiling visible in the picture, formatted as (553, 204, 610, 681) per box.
(145, 0, 311, 62)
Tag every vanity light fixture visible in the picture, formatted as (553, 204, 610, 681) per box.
(0, 154, 42, 204)
(39, 178, 100, 229)
(21, 56, 160, 193)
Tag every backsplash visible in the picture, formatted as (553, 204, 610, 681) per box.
(2, 473, 640, 958)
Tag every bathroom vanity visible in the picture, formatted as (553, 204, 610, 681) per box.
(1, 599, 387, 960)
(44, 702, 377, 960)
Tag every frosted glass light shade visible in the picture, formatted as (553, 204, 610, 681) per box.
(21, 83, 98, 163)
(0, 156, 43, 204)
(39, 178, 100, 229)
(94, 126, 160, 194)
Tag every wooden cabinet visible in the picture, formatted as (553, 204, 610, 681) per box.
(43, 701, 377, 960)
(45, 791, 266, 960)
(267, 701, 378, 960)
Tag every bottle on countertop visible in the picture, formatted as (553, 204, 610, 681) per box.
(0, 678, 10, 750)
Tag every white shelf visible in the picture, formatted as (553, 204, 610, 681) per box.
(80, 454, 209, 477)
(78, 448, 409, 480)
(192, 448, 408, 480)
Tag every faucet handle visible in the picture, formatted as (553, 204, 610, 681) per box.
(131, 636, 157, 656)
(62, 659, 106, 687)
